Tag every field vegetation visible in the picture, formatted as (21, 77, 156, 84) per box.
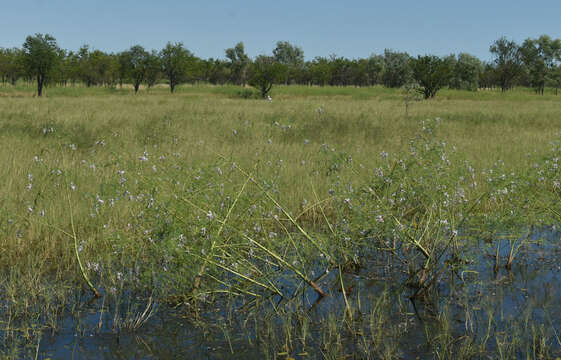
(2, 83, 561, 358)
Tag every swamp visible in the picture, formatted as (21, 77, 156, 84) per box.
(2, 84, 561, 358)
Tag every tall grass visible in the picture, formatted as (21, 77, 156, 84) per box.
(1, 83, 561, 358)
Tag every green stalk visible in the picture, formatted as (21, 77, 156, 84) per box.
(241, 233, 327, 297)
(228, 160, 334, 265)
(338, 265, 352, 320)
(67, 193, 101, 298)
(192, 177, 250, 292)
(187, 252, 282, 296)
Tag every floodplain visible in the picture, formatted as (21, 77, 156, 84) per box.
(2, 84, 561, 359)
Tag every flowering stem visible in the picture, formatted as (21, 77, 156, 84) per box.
(67, 193, 101, 298)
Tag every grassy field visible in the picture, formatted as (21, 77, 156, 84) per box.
(2, 83, 561, 358)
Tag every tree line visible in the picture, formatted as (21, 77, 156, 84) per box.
(1, 33, 561, 98)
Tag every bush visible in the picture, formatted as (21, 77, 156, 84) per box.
(236, 88, 259, 99)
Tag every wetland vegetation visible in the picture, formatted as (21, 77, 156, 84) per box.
(2, 84, 561, 358)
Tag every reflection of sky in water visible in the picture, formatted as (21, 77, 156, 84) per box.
(38, 228, 561, 359)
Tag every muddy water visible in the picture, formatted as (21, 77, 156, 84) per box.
(38, 228, 561, 359)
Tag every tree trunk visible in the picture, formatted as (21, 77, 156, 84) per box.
(37, 75, 43, 97)
(170, 74, 175, 93)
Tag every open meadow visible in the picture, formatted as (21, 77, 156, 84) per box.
(2, 84, 561, 358)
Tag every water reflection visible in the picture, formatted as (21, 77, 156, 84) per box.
(38, 228, 561, 359)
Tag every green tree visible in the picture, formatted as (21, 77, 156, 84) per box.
(123, 45, 149, 93)
(248, 55, 282, 98)
(411, 55, 452, 99)
(273, 41, 304, 66)
(449, 53, 483, 91)
(51, 48, 70, 86)
(62, 50, 80, 86)
(77, 45, 92, 86)
(273, 41, 304, 84)
(351, 58, 370, 86)
(160, 42, 194, 93)
(490, 37, 522, 92)
(479, 62, 497, 89)
(144, 50, 161, 89)
(308, 56, 331, 86)
(382, 49, 412, 88)
(203, 58, 230, 85)
(549, 65, 561, 95)
(91, 50, 115, 86)
(22, 33, 60, 96)
(328, 55, 352, 86)
(0, 48, 24, 85)
(116, 51, 131, 88)
(225, 42, 250, 86)
(365, 55, 385, 86)
(520, 35, 561, 95)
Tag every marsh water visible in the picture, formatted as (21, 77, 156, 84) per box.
(35, 228, 561, 359)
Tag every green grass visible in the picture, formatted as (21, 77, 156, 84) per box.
(2, 82, 561, 358)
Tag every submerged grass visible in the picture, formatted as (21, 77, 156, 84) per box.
(2, 83, 561, 358)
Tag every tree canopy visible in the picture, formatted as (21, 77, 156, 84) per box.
(225, 42, 250, 86)
(122, 45, 150, 93)
(160, 42, 194, 93)
(248, 55, 283, 98)
(22, 33, 60, 96)
(411, 55, 452, 99)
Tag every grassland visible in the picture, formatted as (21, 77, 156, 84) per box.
(2, 83, 561, 358)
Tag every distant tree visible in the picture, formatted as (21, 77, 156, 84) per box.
(490, 37, 523, 92)
(365, 55, 385, 86)
(273, 41, 304, 66)
(203, 58, 230, 85)
(77, 45, 95, 87)
(0, 48, 24, 85)
(382, 49, 412, 88)
(308, 56, 331, 86)
(52, 48, 71, 86)
(22, 33, 60, 96)
(273, 41, 304, 84)
(248, 55, 283, 98)
(351, 58, 370, 86)
(411, 55, 452, 99)
(225, 42, 250, 86)
(77, 46, 89, 85)
(548, 64, 561, 95)
(449, 53, 483, 91)
(478, 62, 497, 89)
(144, 50, 161, 88)
(116, 51, 130, 88)
(62, 51, 78, 85)
(187, 57, 207, 84)
(520, 35, 561, 95)
(123, 45, 149, 93)
(160, 42, 193, 93)
(328, 55, 353, 86)
(106, 54, 122, 88)
(72, 46, 117, 87)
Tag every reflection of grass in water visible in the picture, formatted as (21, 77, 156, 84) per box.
(3, 85, 561, 357)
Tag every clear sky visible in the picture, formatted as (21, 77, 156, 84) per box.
(2, 0, 560, 61)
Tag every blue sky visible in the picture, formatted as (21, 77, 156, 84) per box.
(2, 1, 560, 61)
